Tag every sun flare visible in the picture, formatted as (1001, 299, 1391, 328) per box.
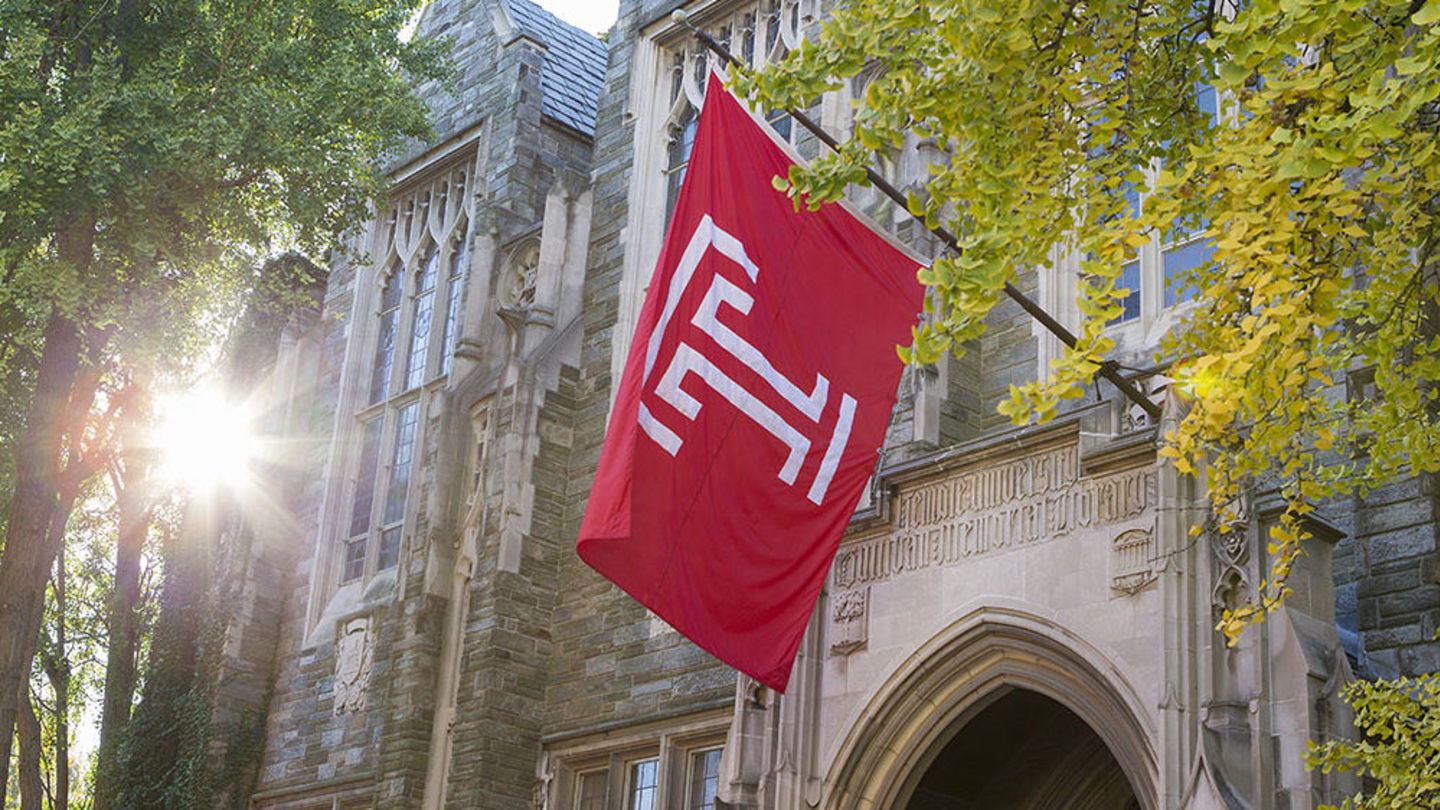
(152, 386, 259, 492)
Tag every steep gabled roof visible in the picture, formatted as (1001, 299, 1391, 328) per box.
(506, 0, 608, 138)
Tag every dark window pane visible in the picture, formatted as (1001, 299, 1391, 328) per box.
(766, 109, 792, 141)
(742, 12, 756, 64)
(377, 526, 401, 570)
(371, 266, 403, 403)
(405, 248, 440, 389)
(383, 403, 419, 525)
(416, 245, 439, 292)
(766, 0, 781, 53)
(689, 749, 722, 810)
(629, 759, 658, 810)
(406, 292, 434, 389)
(666, 111, 699, 219)
(576, 771, 606, 810)
(349, 419, 384, 537)
(1113, 260, 1142, 324)
(381, 264, 403, 309)
(670, 51, 685, 104)
(1164, 239, 1213, 308)
(440, 237, 467, 377)
(342, 538, 366, 582)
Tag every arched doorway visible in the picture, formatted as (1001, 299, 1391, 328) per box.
(823, 609, 1156, 810)
(904, 688, 1140, 810)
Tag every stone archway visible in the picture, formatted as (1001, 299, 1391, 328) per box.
(824, 608, 1156, 810)
(904, 688, 1139, 810)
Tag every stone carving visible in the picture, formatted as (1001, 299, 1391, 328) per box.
(829, 587, 869, 655)
(835, 446, 1156, 588)
(1110, 527, 1158, 595)
(1124, 399, 1152, 432)
(1210, 497, 1251, 611)
(741, 674, 771, 709)
(333, 617, 373, 716)
(501, 239, 540, 310)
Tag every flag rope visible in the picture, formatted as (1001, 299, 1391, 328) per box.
(672, 11, 1163, 422)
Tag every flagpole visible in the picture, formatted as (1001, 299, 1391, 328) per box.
(672, 11, 1163, 422)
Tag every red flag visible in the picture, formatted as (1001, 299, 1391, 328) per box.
(579, 74, 924, 692)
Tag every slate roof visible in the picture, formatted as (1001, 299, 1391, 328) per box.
(507, 0, 609, 138)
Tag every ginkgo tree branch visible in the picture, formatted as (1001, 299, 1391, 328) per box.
(674, 10, 1163, 422)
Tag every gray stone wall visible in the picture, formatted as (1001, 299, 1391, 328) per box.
(1334, 473, 1440, 677)
(548, 0, 738, 741)
(249, 1, 612, 806)
(252, 246, 381, 801)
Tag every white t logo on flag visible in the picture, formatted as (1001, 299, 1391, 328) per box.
(635, 215, 857, 505)
(578, 74, 922, 692)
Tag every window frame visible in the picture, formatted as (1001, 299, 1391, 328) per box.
(1107, 80, 1223, 330)
(684, 746, 723, 810)
(545, 709, 730, 810)
(335, 156, 475, 588)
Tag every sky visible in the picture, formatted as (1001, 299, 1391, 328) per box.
(534, 0, 621, 35)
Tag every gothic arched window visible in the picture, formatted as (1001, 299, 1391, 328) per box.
(341, 161, 472, 584)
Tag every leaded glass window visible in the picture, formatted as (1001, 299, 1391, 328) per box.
(342, 158, 472, 585)
(405, 246, 439, 390)
(658, 0, 806, 221)
(440, 232, 467, 376)
(370, 266, 403, 404)
(688, 748, 722, 810)
(628, 759, 658, 810)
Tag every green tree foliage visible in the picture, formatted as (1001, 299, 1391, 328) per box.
(1309, 668, 1440, 808)
(0, 0, 446, 798)
(740, 0, 1440, 638)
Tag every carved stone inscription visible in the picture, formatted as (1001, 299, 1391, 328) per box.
(834, 446, 1155, 589)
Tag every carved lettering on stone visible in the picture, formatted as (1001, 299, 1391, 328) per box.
(834, 446, 1156, 588)
(1110, 527, 1158, 595)
(829, 587, 869, 656)
(334, 617, 373, 716)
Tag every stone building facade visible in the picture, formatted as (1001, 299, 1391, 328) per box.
(227, 1, 1440, 808)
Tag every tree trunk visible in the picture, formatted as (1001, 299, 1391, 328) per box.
(93, 452, 151, 810)
(0, 308, 82, 801)
(15, 683, 43, 810)
(43, 547, 72, 810)
(0, 213, 100, 802)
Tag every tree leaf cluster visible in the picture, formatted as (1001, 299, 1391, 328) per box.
(742, 0, 1440, 643)
(1309, 661, 1440, 808)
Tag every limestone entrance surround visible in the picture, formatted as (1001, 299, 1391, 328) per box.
(823, 607, 1157, 810)
(715, 401, 1356, 809)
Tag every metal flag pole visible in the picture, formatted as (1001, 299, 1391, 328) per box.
(672, 10, 1163, 422)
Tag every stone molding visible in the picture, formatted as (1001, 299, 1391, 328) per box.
(821, 607, 1157, 810)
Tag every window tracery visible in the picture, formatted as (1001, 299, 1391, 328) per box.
(339, 159, 472, 585)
